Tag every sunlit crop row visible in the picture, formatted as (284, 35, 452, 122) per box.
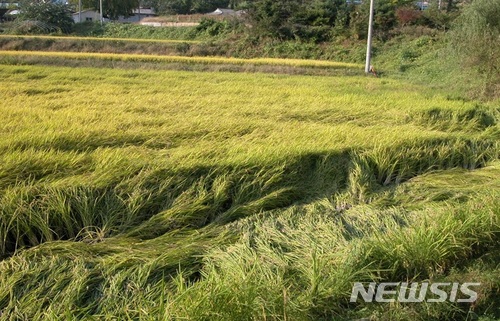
(0, 49, 363, 69)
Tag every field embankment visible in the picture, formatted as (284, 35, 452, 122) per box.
(0, 60, 499, 320)
(0, 35, 201, 44)
(0, 34, 208, 57)
(0, 49, 363, 75)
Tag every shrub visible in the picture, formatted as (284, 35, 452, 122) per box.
(196, 18, 234, 37)
(450, 0, 500, 97)
(396, 6, 422, 26)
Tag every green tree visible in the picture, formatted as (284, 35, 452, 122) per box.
(349, 0, 414, 40)
(140, 0, 189, 15)
(290, 0, 348, 42)
(103, 0, 139, 19)
(451, 0, 500, 97)
(248, 0, 352, 42)
(18, 1, 74, 33)
(143, 0, 229, 15)
(68, 0, 139, 19)
(248, 0, 300, 39)
(68, 0, 94, 10)
(191, 0, 230, 13)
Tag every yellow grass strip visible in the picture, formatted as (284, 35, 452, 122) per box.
(0, 34, 201, 44)
(0, 50, 363, 69)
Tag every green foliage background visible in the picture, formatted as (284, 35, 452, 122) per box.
(17, 1, 74, 33)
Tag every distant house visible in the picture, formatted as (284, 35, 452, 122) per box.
(72, 9, 101, 23)
(2, 8, 19, 21)
(5, 8, 18, 15)
(0, 2, 19, 21)
(416, 1, 429, 10)
(118, 8, 156, 23)
(72, 7, 156, 23)
(207, 8, 245, 17)
(133, 8, 155, 16)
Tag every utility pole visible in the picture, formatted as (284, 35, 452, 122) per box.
(138, 0, 141, 22)
(100, 0, 103, 24)
(78, 0, 81, 23)
(365, 0, 375, 74)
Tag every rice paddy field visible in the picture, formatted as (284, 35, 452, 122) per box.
(0, 46, 499, 320)
(0, 50, 361, 69)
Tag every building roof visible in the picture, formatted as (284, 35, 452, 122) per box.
(133, 8, 155, 15)
(5, 9, 19, 15)
(207, 8, 235, 16)
(72, 9, 96, 14)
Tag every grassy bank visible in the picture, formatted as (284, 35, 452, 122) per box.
(0, 21, 201, 41)
(0, 31, 487, 100)
(0, 50, 363, 69)
(0, 35, 201, 44)
(0, 61, 499, 319)
(0, 34, 209, 58)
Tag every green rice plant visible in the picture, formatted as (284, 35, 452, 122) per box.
(410, 104, 497, 132)
(348, 137, 499, 193)
(0, 167, 498, 320)
(159, 189, 499, 320)
(382, 162, 500, 207)
(365, 204, 496, 279)
(0, 61, 498, 320)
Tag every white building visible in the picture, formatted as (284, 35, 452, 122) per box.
(72, 9, 101, 23)
(72, 8, 155, 23)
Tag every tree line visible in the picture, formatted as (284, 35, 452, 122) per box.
(65, 0, 232, 18)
